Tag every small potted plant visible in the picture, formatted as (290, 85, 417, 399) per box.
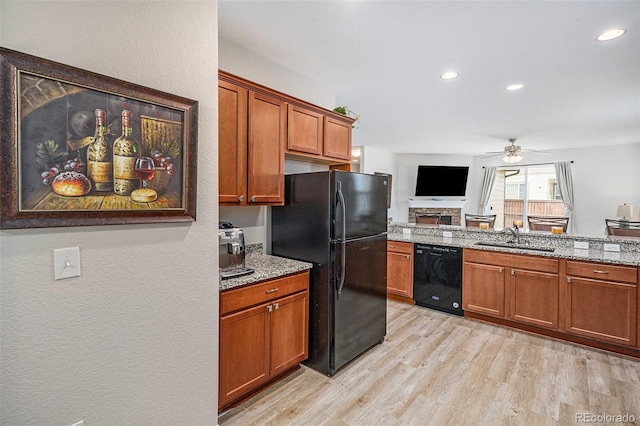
(333, 106, 360, 129)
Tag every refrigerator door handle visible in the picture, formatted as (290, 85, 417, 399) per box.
(336, 181, 347, 296)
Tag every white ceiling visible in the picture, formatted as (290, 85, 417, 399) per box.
(218, 1, 640, 156)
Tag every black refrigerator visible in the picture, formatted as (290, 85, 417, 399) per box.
(271, 171, 388, 376)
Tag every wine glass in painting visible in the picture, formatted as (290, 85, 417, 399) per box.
(134, 157, 155, 188)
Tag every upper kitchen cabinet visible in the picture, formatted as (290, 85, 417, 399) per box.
(219, 72, 285, 206)
(247, 92, 285, 205)
(287, 104, 323, 156)
(286, 107, 353, 163)
(323, 116, 352, 161)
(218, 79, 248, 204)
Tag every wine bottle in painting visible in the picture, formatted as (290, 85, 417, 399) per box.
(112, 109, 141, 195)
(86, 108, 113, 192)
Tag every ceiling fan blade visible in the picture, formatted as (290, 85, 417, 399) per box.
(480, 152, 504, 159)
(520, 149, 550, 154)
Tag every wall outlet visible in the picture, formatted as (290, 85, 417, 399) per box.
(603, 243, 620, 252)
(574, 241, 589, 250)
(442, 231, 453, 238)
(402, 228, 411, 236)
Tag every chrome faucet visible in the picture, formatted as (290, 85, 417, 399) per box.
(504, 225, 521, 244)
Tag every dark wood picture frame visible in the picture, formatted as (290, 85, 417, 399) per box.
(0, 47, 198, 229)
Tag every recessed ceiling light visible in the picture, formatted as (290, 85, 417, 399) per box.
(506, 84, 524, 91)
(440, 72, 459, 80)
(596, 28, 626, 42)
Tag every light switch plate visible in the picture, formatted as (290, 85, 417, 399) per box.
(574, 241, 589, 250)
(442, 231, 453, 238)
(402, 228, 411, 236)
(54, 247, 81, 280)
(603, 243, 620, 252)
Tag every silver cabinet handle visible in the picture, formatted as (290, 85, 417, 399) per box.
(238, 195, 244, 202)
(511, 269, 515, 276)
(499, 267, 504, 273)
(567, 277, 572, 283)
(267, 305, 273, 312)
(274, 303, 279, 310)
(265, 288, 279, 294)
(250, 196, 256, 202)
(405, 255, 410, 260)
(593, 269, 609, 274)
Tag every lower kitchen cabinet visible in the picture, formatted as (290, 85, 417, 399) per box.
(219, 271, 309, 411)
(463, 249, 560, 330)
(510, 267, 559, 330)
(463, 260, 505, 317)
(387, 241, 413, 301)
(564, 260, 637, 347)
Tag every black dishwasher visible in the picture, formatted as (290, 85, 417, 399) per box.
(413, 243, 463, 316)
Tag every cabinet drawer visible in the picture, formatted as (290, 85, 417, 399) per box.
(464, 249, 558, 274)
(566, 261, 637, 284)
(387, 241, 413, 255)
(220, 271, 309, 315)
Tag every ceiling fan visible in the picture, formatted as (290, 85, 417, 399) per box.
(483, 138, 547, 163)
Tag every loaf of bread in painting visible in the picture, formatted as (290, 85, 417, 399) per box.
(51, 171, 92, 196)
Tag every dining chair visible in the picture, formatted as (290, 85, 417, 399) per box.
(464, 214, 496, 229)
(605, 219, 640, 237)
(527, 215, 570, 232)
(415, 213, 441, 225)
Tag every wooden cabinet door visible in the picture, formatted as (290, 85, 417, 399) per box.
(247, 91, 286, 205)
(218, 79, 248, 205)
(270, 291, 309, 377)
(463, 262, 505, 317)
(387, 250, 413, 298)
(219, 303, 270, 409)
(323, 116, 352, 161)
(287, 104, 323, 155)
(509, 268, 559, 330)
(565, 277, 637, 346)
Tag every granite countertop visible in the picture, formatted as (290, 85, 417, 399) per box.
(387, 230, 640, 267)
(219, 244, 313, 291)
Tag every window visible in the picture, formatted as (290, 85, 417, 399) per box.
(505, 183, 525, 199)
(492, 164, 564, 230)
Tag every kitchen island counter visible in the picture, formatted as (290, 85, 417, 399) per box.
(219, 244, 313, 291)
(387, 226, 640, 267)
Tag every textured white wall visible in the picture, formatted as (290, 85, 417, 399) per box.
(0, 1, 219, 424)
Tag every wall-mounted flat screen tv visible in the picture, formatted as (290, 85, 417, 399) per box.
(415, 165, 469, 197)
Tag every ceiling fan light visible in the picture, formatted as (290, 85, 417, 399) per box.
(506, 84, 524, 91)
(502, 153, 523, 163)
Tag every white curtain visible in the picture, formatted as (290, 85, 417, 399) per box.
(555, 161, 575, 234)
(478, 166, 498, 215)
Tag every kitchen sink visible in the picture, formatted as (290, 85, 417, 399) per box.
(474, 241, 555, 252)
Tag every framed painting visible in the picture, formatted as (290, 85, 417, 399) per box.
(0, 47, 198, 229)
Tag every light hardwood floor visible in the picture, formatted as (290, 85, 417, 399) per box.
(219, 300, 640, 425)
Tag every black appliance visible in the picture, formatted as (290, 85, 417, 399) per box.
(413, 243, 463, 316)
(271, 171, 388, 376)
